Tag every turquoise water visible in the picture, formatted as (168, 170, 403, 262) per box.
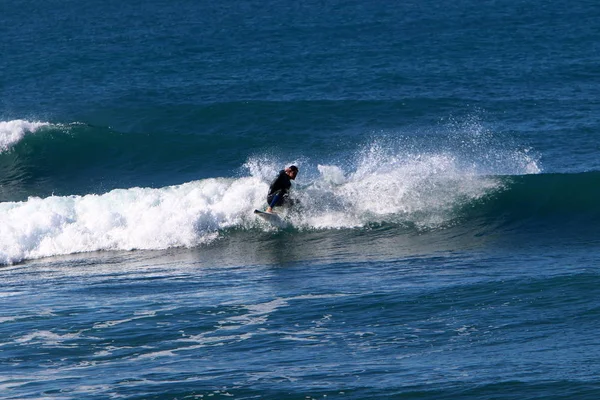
(2, 0, 600, 398)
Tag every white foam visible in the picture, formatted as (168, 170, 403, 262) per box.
(134, 349, 177, 360)
(93, 310, 157, 329)
(224, 298, 289, 326)
(0, 119, 51, 152)
(15, 330, 83, 346)
(0, 291, 23, 298)
(172, 298, 289, 351)
(0, 177, 268, 265)
(0, 316, 20, 323)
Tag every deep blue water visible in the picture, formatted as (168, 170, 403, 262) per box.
(2, 0, 600, 398)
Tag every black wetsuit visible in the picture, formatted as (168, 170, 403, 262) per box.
(267, 170, 292, 207)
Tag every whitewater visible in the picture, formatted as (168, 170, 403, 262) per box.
(0, 120, 52, 152)
(0, 121, 540, 265)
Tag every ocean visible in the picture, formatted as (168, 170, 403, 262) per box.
(2, 0, 600, 398)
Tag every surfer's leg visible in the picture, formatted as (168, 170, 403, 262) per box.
(266, 190, 284, 212)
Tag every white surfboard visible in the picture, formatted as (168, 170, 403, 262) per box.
(254, 209, 285, 226)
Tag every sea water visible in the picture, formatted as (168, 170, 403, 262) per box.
(2, 0, 600, 398)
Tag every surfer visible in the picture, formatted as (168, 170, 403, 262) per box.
(266, 165, 298, 213)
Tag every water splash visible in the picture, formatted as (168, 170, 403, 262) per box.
(0, 120, 52, 152)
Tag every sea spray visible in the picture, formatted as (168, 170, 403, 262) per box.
(0, 120, 51, 152)
(292, 151, 505, 230)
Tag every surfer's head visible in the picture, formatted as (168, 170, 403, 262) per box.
(286, 165, 298, 180)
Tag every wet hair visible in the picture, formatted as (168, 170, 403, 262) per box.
(289, 165, 298, 172)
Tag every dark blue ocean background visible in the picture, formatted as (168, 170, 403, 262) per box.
(2, 0, 600, 399)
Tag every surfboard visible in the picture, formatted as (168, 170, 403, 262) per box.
(254, 209, 284, 225)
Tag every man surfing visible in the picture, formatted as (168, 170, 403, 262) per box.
(265, 165, 298, 213)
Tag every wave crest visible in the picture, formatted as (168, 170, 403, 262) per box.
(0, 120, 52, 153)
